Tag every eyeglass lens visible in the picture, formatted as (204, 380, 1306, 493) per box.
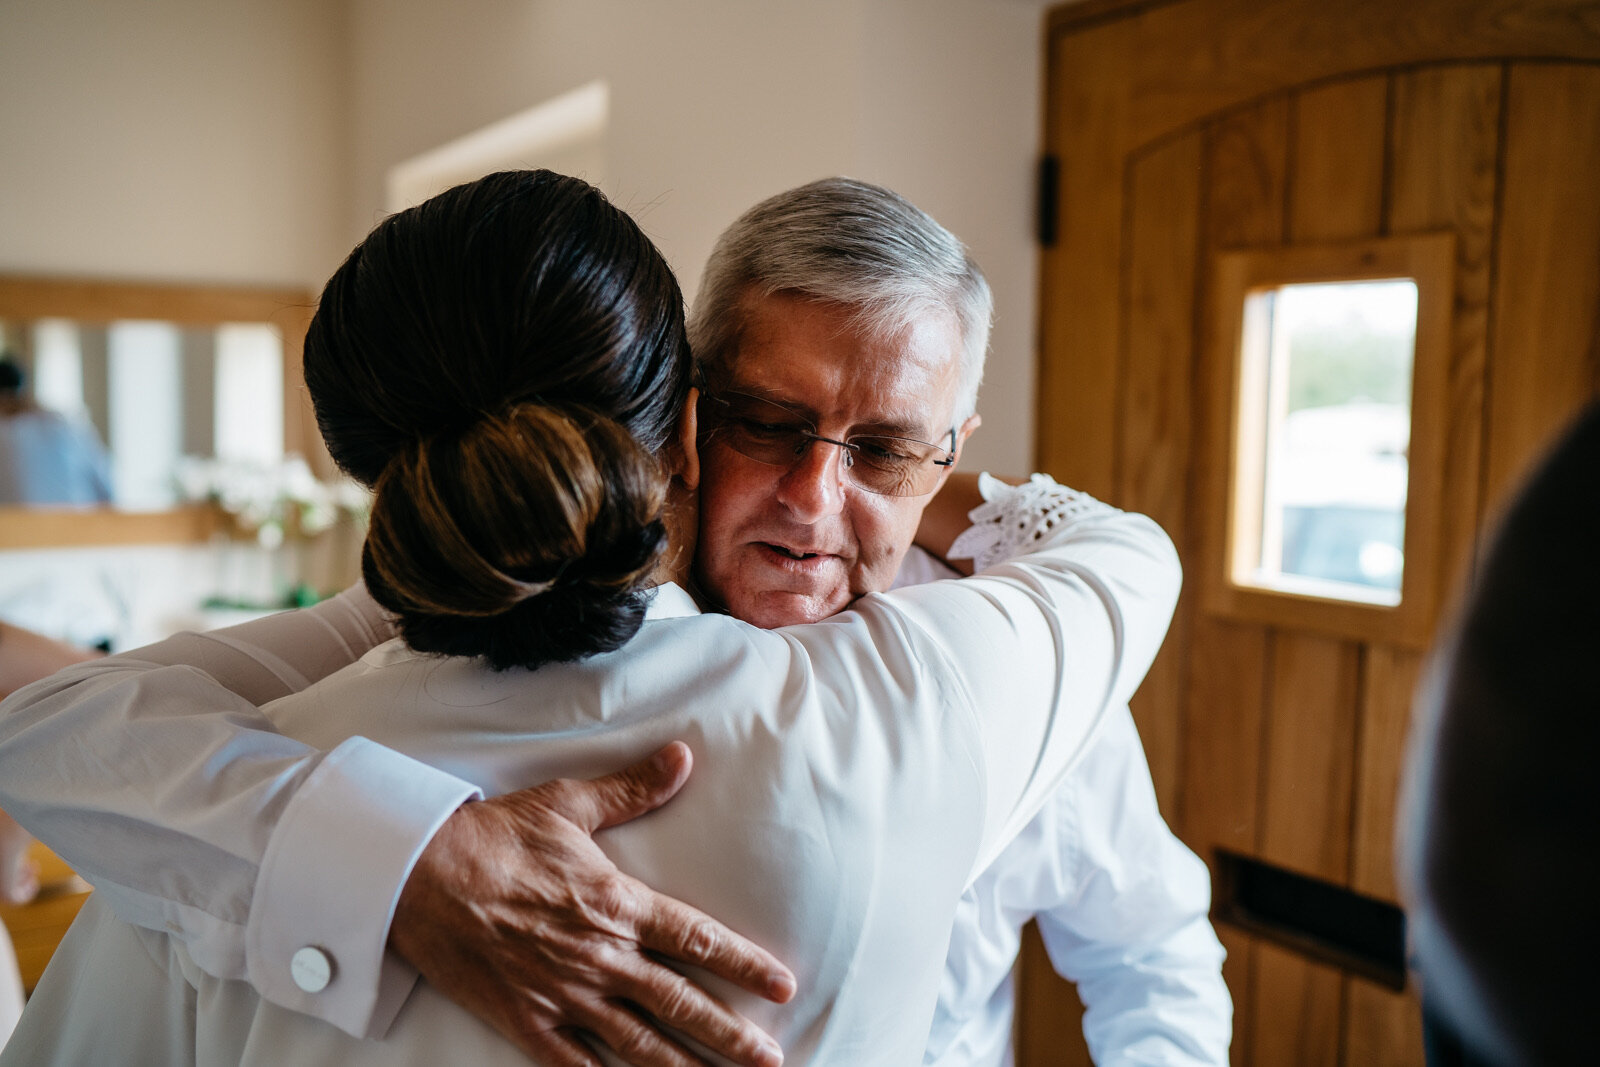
(702, 392, 952, 497)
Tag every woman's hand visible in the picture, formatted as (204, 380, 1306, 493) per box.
(390, 741, 793, 1067)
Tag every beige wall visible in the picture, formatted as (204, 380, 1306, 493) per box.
(347, 0, 1053, 471)
(858, 0, 1053, 472)
(0, 0, 349, 288)
(1, 0, 1054, 470)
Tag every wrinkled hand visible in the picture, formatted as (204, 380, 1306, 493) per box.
(390, 741, 794, 1067)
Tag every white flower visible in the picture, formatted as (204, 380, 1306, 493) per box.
(173, 454, 366, 540)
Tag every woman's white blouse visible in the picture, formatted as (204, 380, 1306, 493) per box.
(0, 478, 1179, 1065)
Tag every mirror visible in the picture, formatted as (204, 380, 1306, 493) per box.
(0, 275, 319, 546)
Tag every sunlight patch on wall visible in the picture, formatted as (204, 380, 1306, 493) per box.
(386, 80, 609, 212)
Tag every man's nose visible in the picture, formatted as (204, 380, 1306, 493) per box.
(774, 439, 847, 522)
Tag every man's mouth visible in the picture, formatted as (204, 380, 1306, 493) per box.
(762, 542, 821, 561)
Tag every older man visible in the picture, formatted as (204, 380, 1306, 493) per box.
(0, 178, 1225, 1065)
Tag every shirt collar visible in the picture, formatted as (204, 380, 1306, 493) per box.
(643, 582, 701, 621)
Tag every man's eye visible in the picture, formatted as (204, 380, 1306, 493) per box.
(854, 438, 917, 464)
(735, 416, 802, 440)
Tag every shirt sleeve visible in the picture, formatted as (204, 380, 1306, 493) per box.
(877, 474, 1182, 875)
(0, 584, 480, 1038)
(906, 490, 1225, 1065)
(1034, 707, 1232, 1066)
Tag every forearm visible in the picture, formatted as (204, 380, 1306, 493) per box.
(0, 621, 101, 699)
(913, 472, 1025, 572)
(122, 581, 395, 702)
(898, 476, 1182, 864)
(1046, 855, 1229, 1065)
(0, 583, 395, 866)
(0, 655, 344, 967)
(1037, 713, 1231, 1065)
(1063, 919, 1232, 1067)
(0, 584, 476, 1036)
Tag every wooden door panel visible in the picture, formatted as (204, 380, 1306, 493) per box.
(1037, 18, 1138, 497)
(1037, 5, 1600, 1065)
(1217, 927, 1255, 1067)
(1121, 131, 1206, 814)
(1486, 63, 1600, 504)
(1344, 977, 1427, 1066)
(1204, 99, 1290, 249)
(1178, 617, 1268, 863)
(1250, 940, 1343, 1067)
(1096, 0, 1600, 145)
(1351, 645, 1423, 901)
(1016, 923, 1091, 1067)
(1387, 64, 1503, 602)
(1290, 76, 1389, 242)
(1258, 633, 1360, 883)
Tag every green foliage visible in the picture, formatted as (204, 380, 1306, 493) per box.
(1285, 326, 1413, 412)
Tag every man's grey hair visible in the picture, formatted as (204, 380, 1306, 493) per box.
(688, 177, 992, 424)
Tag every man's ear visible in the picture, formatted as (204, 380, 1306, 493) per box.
(953, 413, 981, 463)
(931, 413, 982, 494)
(668, 387, 700, 491)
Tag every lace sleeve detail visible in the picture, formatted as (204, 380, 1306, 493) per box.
(947, 472, 1119, 571)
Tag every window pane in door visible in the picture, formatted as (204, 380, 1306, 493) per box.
(1238, 280, 1417, 605)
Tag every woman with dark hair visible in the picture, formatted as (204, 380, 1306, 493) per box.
(3, 171, 1179, 1065)
(305, 169, 694, 671)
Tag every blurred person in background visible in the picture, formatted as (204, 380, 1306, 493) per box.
(0, 357, 111, 507)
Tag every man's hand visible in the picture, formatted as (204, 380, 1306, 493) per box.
(391, 741, 794, 1067)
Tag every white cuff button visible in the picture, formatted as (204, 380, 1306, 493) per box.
(291, 946, 334, 993)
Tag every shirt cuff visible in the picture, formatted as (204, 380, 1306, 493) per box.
(246, 736, 481, 1039)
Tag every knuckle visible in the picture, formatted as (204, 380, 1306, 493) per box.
(654, 976, 758, 1058)
(575, 875, 640, 937)
(538, 777, 581, 811)
(612, 1019, 658, 1062)
(603, 761, 649, 798)
(592, 875, 636, 920)
(680, 916, 723, 962)
(652, 976, 698, 1024)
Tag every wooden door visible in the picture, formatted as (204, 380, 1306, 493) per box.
(1025, 2, 1600, 1064)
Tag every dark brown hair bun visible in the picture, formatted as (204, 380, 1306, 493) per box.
(304, 171, 690, 670)
(362, 403, 667, 669)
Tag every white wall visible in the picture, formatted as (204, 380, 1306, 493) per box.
(345, 0, 1054, 473)
(0, 0, 348, 288)
(857, 0, 1054, 473)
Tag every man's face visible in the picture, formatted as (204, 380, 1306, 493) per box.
(693, 291, 967, 629)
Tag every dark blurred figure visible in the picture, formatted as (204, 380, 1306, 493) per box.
(0, 356, 112, 506)
(1402, 400, 1600, 1066)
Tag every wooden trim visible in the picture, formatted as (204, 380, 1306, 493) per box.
(0, 505, 222, 549)
(1047, 0, 1186, 35)
(1107, 0, 1600, 149)
(0, 275, 313, 327)
(1200, 233, 1457, 648)
(1036, 16, 1140, 494)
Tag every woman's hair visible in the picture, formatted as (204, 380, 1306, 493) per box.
(303, 170, 691, 670)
